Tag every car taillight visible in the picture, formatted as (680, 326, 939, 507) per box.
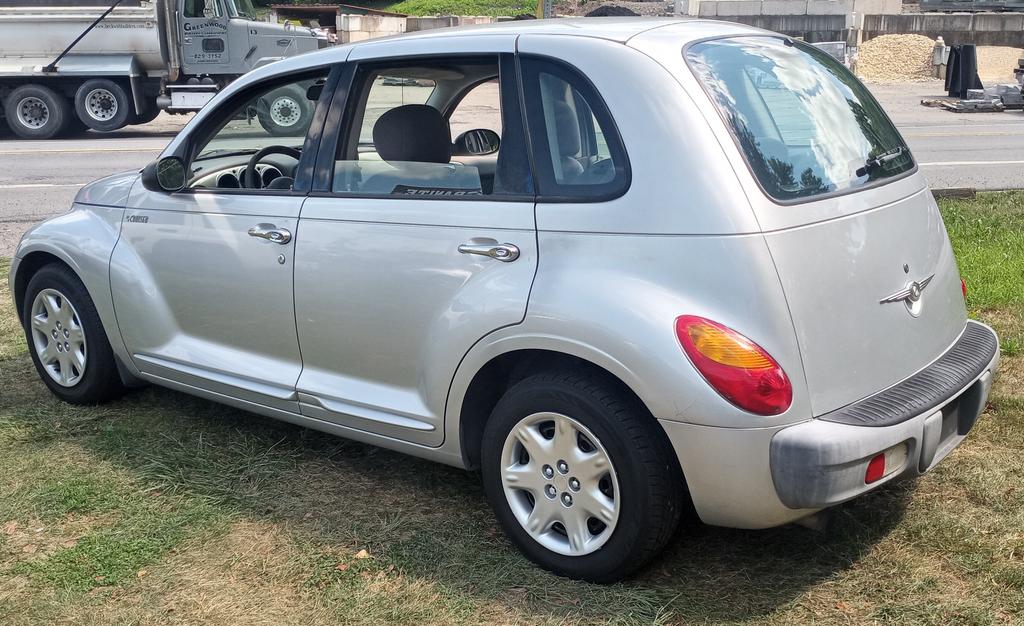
(675, 315, 792, 416)
(961, 277, 968, 299)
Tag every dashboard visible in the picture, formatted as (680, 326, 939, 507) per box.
(189, 153, 300, 190)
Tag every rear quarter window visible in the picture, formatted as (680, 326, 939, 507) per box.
(686, 36, 914, 203)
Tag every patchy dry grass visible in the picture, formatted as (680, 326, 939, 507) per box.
(1, 193, 1023, 625)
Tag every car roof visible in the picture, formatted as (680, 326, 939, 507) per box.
(302, 17, 766, 66)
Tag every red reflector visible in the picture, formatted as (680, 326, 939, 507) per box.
(961, 278, 968, 299)
(865, 453, 886, 484)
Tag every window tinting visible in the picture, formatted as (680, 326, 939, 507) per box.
(687, 37, 914, 202)
(520, 57, 629, 201)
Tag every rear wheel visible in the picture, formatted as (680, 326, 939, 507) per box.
(75, 79, 130, 132)
(481, 369, 685, 583)
(4, 84, 71, 139)
(22, 264, 125, 404)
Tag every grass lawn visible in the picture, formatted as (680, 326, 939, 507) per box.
(1, 192, 1022, 625)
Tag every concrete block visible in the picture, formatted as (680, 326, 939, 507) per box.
(714, 0, 762, 16)
(806, 0, 852, 15)
(881, 0, 902, 13)
(697, 0, 717, 16)
(852, 0, 886, 14)
(973, 13, 1024, 32)
(762, 0, 808, 15)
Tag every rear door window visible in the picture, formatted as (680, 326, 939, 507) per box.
(520, 56, 629, 201)
(687, 36, 914, 203)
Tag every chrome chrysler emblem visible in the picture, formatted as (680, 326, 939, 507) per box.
(880, 273, 934, 316)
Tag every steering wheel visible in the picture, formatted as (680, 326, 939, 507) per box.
(243, 145, 301, 189)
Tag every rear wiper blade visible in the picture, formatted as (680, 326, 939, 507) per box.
(856, 146, 906, 177)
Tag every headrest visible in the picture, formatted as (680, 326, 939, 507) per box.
(552, 101, 581, 157)
(372, 104, 452, 164)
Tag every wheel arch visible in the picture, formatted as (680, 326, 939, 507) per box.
(452, 342, 672, 472)
(13, 250, 78, 323)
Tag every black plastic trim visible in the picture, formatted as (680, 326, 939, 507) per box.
(820, 321, 998, 428)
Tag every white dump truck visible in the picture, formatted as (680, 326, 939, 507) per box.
(0, 0, 326, 138)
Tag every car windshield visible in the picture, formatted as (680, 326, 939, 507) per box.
(686, 36, 914, 202)
(224, 0, 257, 19)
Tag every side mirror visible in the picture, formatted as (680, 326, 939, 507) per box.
(141, 156, 187, 193)
(452, 128, 500, 156)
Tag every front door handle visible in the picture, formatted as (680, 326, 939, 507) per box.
(458, 239, 520, 262)
(248, 223, 291, 245)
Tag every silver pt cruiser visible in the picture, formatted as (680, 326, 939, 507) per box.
(9, 19, 1000, 582)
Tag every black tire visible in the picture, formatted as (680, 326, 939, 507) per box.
(481, 368, 685, 583)
(130, 102, 161, 126)
(63, 115, 90, 137)
(74, 79, 131, 132)
(22, 264, 125, 405)
(3, 84, 72, 140)
(256, 85, 312, 137)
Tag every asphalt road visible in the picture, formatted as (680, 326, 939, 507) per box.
(1, 82, 1023, 257)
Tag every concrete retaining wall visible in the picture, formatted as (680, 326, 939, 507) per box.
(700, 14, 849, 41)
(694, 0, 901, 17)
(863, 13, 1024, 47)
(405, 16, 494, 32)
(337, 15, 406, 43)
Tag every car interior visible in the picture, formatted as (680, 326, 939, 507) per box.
(333, 61, 503, 196)
(186, 57, 615, 197)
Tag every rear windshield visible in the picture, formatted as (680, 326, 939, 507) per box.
(686, 37, 914, 203)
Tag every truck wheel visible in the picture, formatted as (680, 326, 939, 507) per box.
(75, 79, 130, 132)
(4, 85, 72, 140)
(480, 369, 686, 583)
(256, 85, 311, 137)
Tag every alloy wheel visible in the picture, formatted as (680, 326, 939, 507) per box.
(85, 88, 118, 122)
(17, 97, 50, 129)
(269, 96, 301, 127)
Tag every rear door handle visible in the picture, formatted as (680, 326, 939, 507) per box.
(248, 223, 291, 245)
(458, 239, 520, 262)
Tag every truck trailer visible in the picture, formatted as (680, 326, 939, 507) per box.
(0, 0, 327, 139)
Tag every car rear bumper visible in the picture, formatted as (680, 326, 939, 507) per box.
(659, 321, 999, 529)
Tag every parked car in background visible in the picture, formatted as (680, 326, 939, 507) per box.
(8, 18, 1000, 582)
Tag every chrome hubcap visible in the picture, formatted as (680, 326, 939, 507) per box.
(17, 97, 50, 129)
(269, 96, 301, 127)
(30, 288, 87, 387)
(85, 88, 118, 122)
(500, 412, 619, 556)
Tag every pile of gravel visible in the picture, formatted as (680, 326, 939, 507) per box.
(856, 34, 935, 82)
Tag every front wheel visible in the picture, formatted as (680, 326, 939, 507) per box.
(481, 369, 686, 583)
(22, 264, 125, 404)
(256, 85, 312, 137)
